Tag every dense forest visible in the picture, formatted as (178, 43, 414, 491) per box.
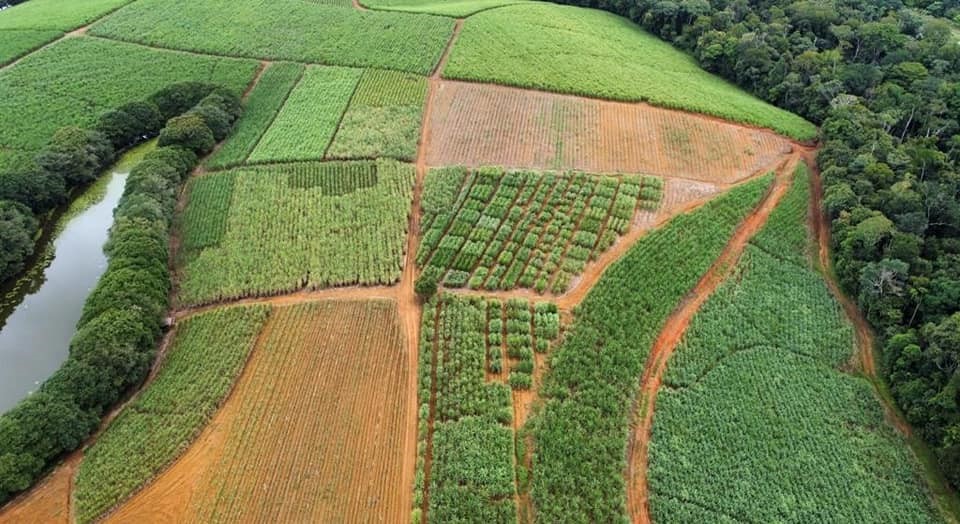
(552, 0, 960, 487)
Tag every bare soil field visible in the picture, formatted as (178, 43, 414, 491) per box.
(425, 80, 794, 184)
(0, 454, 77, 524)
(104, 299, 412, 523)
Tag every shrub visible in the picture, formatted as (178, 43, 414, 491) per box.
(149, 81, 218, 120)
(0, 200, 39, 282)
(0, 167, 66, 212)
(35, 127, 114, 186)
(415, 266, 442, 299)
(157, 114, 215, 154)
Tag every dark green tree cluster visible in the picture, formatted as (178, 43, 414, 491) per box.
(0, 82, 236, 285)
(0, 86, 241, 504)
(555, 0, 960, 487)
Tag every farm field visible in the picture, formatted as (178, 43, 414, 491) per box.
(648, 167, 938, 522)
(529, 174, 772, 522)
(103, 300, 412, 523)
(417, 166, 662, 294)
(0, 29, 62, 66)
(177, 160, 413, 306)
(426, 81, 794, 184)
(413, 294, 561, 523)
(442, 3, 817, 140)
(75, 306, 270, 523)
(0, 0, 131, 31)
(88, 0, 455, 74)
(361, 0, 526, 16)
(0, 36, 255, 162)
(247, 66, 361, 163)
(326, 69, 428, 161)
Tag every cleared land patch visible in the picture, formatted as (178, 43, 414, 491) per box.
(648, 167, 938, 522)
(75, 306, 270, 524)
(442, 3, 816, 140)
(105, 300, 412, 524)
(177, 160, 413, 306)
(426, 81, 794, 184)
(417, 166, 662, 293)
(88, 0, 455, 75)
(247, 66, 361, 163)
(0, 37, 256, 162)
(327, 69, 428, 161)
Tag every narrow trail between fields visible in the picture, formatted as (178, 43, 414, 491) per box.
(625, 153, 800, 524)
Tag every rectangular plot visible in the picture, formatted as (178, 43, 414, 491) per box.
(248, 66, 361, 163)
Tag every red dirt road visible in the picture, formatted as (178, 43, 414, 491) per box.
(625, 154, 799, 523)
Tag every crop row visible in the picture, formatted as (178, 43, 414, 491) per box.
(177, 160, 413, 306)
(418, 166, 662, 294)
(529, 174, 772, 522)
(89, 0, 456, 75)
(649, 167, 939, 522)
(74, 305, 270, 523)
(206, 62, 304, 169)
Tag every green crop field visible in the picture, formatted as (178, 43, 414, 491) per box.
(88, 0, 455, 74)
(74, 305, 270, 524)
(206, 62, 304, 169)
(326, 69, 428, 161)
(413, 293, 560, 522)
(443, 3, 817, 140)
(177, 160, 413, 306)
(418, 166, 661, 293)
(361, 0, 526, 17)
(0, 0, 131, 30)
(649, 167, 938, 522)
(529, 175, 771, 522)
(247, 66, 361, 163)
(0, 36, 255, 158)
(0, 29, 61, 66)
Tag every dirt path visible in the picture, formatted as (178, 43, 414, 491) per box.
(625, 154, 799, 524)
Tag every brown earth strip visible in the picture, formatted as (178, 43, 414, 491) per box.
(625, 154, 800, 524)
(425, 80, 794, 184)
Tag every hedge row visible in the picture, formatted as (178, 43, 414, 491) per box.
(0, 81, 238, 285)
(0, 83, 242, 503)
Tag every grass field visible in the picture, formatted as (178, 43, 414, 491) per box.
(0, 0, 131, 30)
(89, 0, 455, 74)
(178, 160, 413, 305)
(326, 69, 428, 161)
(247, 66, 361, 163)
(0, 36, 255, 156)
(206, 62, 304, 169)
(648, 167, 938, 522)
(418, 166, 661, 293)
(75, 305, 270, 524)
(530, 174, 772, 522)
(442, 3, 816, 140)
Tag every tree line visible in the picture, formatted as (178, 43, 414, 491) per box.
(0, 82, 242, 503)
(554, 0, 960, 489)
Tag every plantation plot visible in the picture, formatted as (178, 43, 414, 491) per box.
(648, 169, 939, 522)
(413, 294, 559, 523)
(417, 166, 662, 293)
(206, 62, 305, 169)
(361, 0, 527, 17)
(247, 66, 361, 163)
(177, 160, 413, 306)
(426, 81, 794, 184)
(75, 306, 270, 524)
(0, 29, 63, 66)
(0, 36, 256, 158)
(442, 3, 816, 140)
(89, 0, 455, 75)
(0, 0, 131, 31)
(105, 300, 412, 524)
(326, 69, 428, 161)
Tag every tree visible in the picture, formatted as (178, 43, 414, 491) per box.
(0, 200, 39, 283)
(415, 267, 442, 299)
(157, 114, 215, 154)
(34, 127, 114, 187)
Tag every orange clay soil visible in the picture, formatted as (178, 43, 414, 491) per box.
(0, 454, 78, 524)
(425, 80, 795, 184)
(104, 299, 411, 523)
(625, 153, 800, 524)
